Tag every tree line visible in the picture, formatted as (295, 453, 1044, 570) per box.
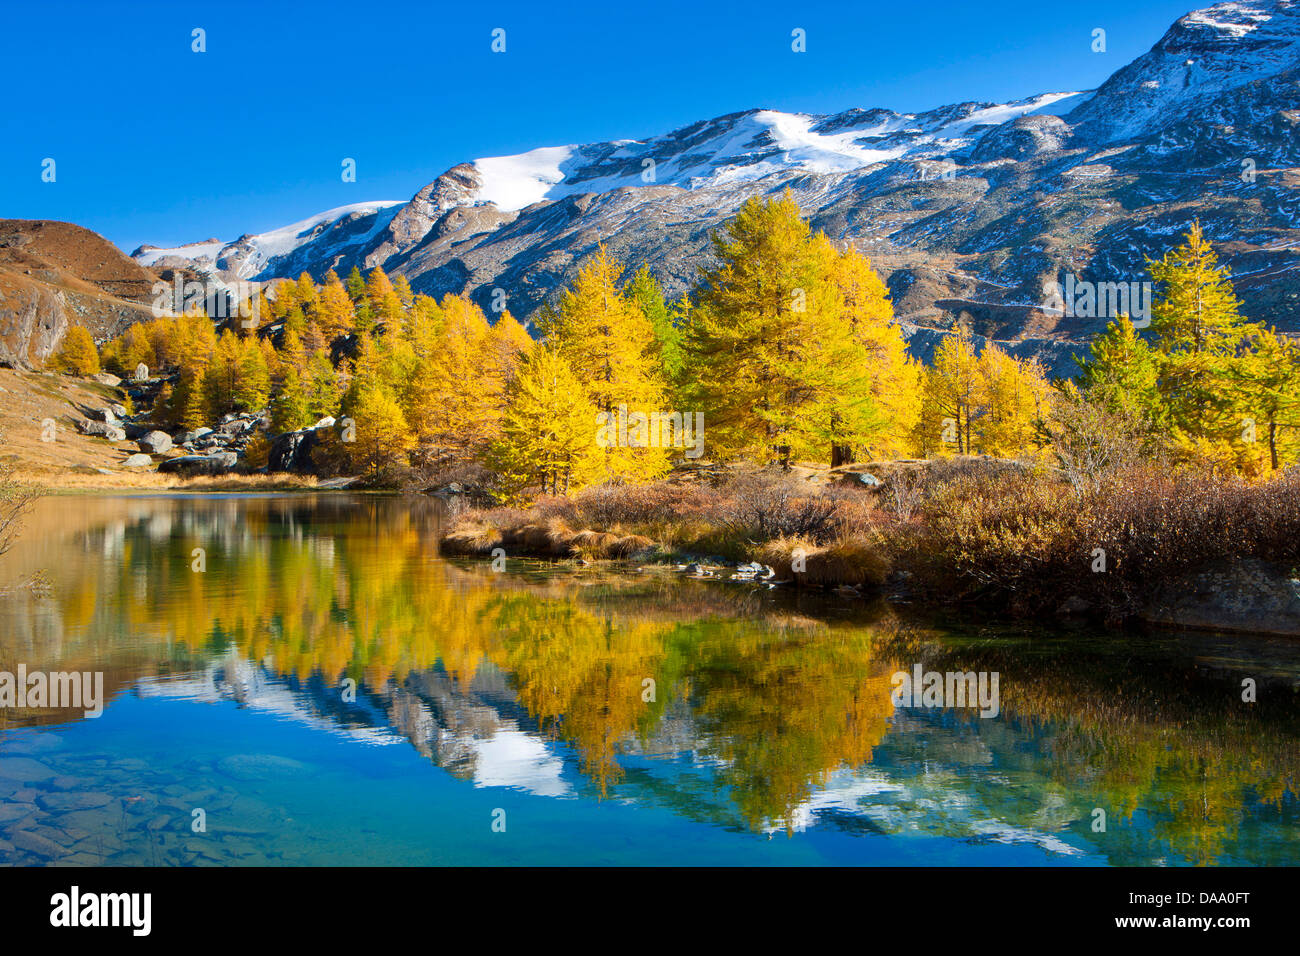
(74, 194, 1300, 491)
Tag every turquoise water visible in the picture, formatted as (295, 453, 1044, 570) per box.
(0, 494, 1296, 866)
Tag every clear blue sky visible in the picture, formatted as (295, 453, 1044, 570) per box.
(0, 0, 1196, 253)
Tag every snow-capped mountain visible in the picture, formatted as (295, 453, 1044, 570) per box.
(466, 93, 1085, 209)
(134, 200, 406, 281)
(131, 0, 1300, 371)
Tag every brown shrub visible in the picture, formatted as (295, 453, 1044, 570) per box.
(892, 462, 1300, 616)
(713, 471, 841, 542)
(571, 482, 716, 530)
(568, 529, 621, 559)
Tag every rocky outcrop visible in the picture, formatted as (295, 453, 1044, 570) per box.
(1141, 559, 1300, 637)
(970, 115, 1072, 162)
(268, 428, 322, 474)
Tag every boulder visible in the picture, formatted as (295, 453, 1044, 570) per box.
(90, 407, 117, 424)
(268, 428, 320, 474)
(122, 453, 152, 468)
(137, 430, 173, 454)
(91, 372, 122, 387)
(158, 453, 238, 477)
(427, 482, 466, 499)
(77, 420, 126, 441)
(181, 426, 213, 444)
(123, 421, 163, 439)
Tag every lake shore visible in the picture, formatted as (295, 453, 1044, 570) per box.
(439, 461, 1300, 637)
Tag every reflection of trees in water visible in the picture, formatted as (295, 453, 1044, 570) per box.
(870, 627, 1300, 864)
(8, 495, 1299, 857)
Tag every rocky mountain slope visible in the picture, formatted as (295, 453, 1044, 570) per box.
(112, 0, 1300, 374)
(0, 220, 163, 369)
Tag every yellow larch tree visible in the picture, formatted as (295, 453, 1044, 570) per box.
(540, 245, 670, 482)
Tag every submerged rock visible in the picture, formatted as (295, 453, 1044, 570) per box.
(10, 828, 69, 858)
(37, 791, 113, 812)
(216, 754, 311, 781)
(0, 756, 57, 783)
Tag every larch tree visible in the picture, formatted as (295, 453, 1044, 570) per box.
(317, 274, 357, 341)
(685, 194, 912, 466)
(684, 193, 813, 464)
(233, 335, 272, 412)
(305, 350, 341, 421)
(411, 295, 495, 451)
(345, 385, 415, 481)
(540, 246, 670, 482)
(52, 326, 99, 375)
(976, 343, 1050, 457)
(202, 330, 244, 418)
(295, 273, 319, 319)
(481, 311, 535, 419)
(813, 234, 919, 463)
(345, 266, 366, 301)
(485, 343, 601, 498)
(1148, 222, 1258, 461)
(918, 325, 981, 455)
(1075, 314, 1162, 423)
(365, 266, 405, 338)
(626, 266, 684, 387)
(1235, 326, 1300, 473)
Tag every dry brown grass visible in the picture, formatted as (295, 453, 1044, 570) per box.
(759, 535, 891, 588)
(440, 520, 504, 556)
(17, 465, 320, 493)
(443, 512, 657, 561)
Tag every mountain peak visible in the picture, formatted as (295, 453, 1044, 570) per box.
(1066, 0, 1300, 141)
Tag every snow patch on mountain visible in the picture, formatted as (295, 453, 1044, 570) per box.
(465, 92, 1085, 212)
(1184, 0, 1279, 35)
(473, 147, 575, 212)
(240, 201, 404, 263)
